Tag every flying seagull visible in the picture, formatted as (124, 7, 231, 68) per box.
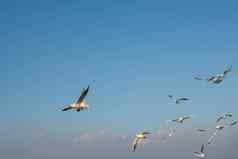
(208, 124, 225, 145)
(170, 116, 191, 124)
(215, 124, 225, 130)
(216, 113, 232, 122)
(61, 86, 90, 112)
(168, 128, 176, 137)
(194, 66, 232, 84)
(228, 121, 238, 126)
(194, 76, 203, 80)
(194, 144, 206, 158)
(197, 129, 209, 132)
(168, 95, 189, 104)
(131, 131, 151, 152)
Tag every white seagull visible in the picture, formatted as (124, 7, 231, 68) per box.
(194, 66, 232, 84)
(61, 86, 90, 112)
(207, 124, 225, 145)
(216, 113, 232, 123)
(194, 144, 206, 158)
(170, 116, 191, 124)
(215, 124, 225, 130)
(131, 131, 151, 152)
(168, 95, 189, 104)
(228, 121, 238, 126)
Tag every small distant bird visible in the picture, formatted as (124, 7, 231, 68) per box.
(216, 113, 232, 122)
(197, 129, 209, 132)
(168, 95, 189, 104)
(208, 124, 225, 145)
(194, 76, 203, 80)
(61, 86, 90, 112)
(131, 131, 151, 152)
(207, 132, 216, 145)
(228, 121, 238, 126)
(224, 113, 233, 118)
(194, 144, 206, 158)
(168, 128, 176, 137)
(171, 116, 191, 123)
(168, 95, 173, 98)
(216, 116, 225, 123)
(194, 66, 232, 84)
(215, 124, 225, 130)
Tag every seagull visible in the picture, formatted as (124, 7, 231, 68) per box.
(216, 113, 232, 122)
(168, 128, 176, 137)
(207, 132, 217, 145)
(215, 124, 225, 130)
(61, 86, 90, 112)
(228, 121, 238, 126)
(175, 98, 189, 104)
(194, 66, 232, 84)
(197, 129, 209, 132)
(194, 76, 203, 80)
(194, 144, 206, 158)
(208, 124, 225, 145)
(131, 131, 151, 152)
(171, 116, 191, 123)
(168, 95, 189, 104)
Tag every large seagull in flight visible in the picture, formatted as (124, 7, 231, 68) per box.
(61, 86, 90, 112)
(194, 66, 232, 84)
(131, 131, 151, 152)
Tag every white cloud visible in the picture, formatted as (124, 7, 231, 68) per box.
(74, 129, 128, 144)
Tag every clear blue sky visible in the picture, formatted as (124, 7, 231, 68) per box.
(2, 0, 238, 158)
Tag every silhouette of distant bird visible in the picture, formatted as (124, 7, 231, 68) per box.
(170, 116, 191, 124)
(194, 66, 232, 84)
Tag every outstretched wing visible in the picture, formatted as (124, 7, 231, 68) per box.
(132, 137, 141, 152)
(217, 116, 224, 123)
(168, 95, 173, 98)
(223, 66, 232, 75)
(197, 129, 208, 132)
(216, 116, 224, 122)
(176, 98, 189, 104)
(194, 76, 203, 80)
(225, 113, 232, 118)
(180, 98, 189, 101)
(201, 144, 205, 153)
(76, 86, 90, 104)
(171, 119, 178, 122)
(208, 130, 218, 144)
(142, 131, 151, 135)
(230, 121, 238, 126)
(207, 76, 215, 82)
(183, 116, 191, 120)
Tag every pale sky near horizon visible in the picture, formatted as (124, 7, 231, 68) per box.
(2, 0, 238, 158)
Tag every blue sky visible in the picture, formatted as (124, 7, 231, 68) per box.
(2, 0, 238, 158)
